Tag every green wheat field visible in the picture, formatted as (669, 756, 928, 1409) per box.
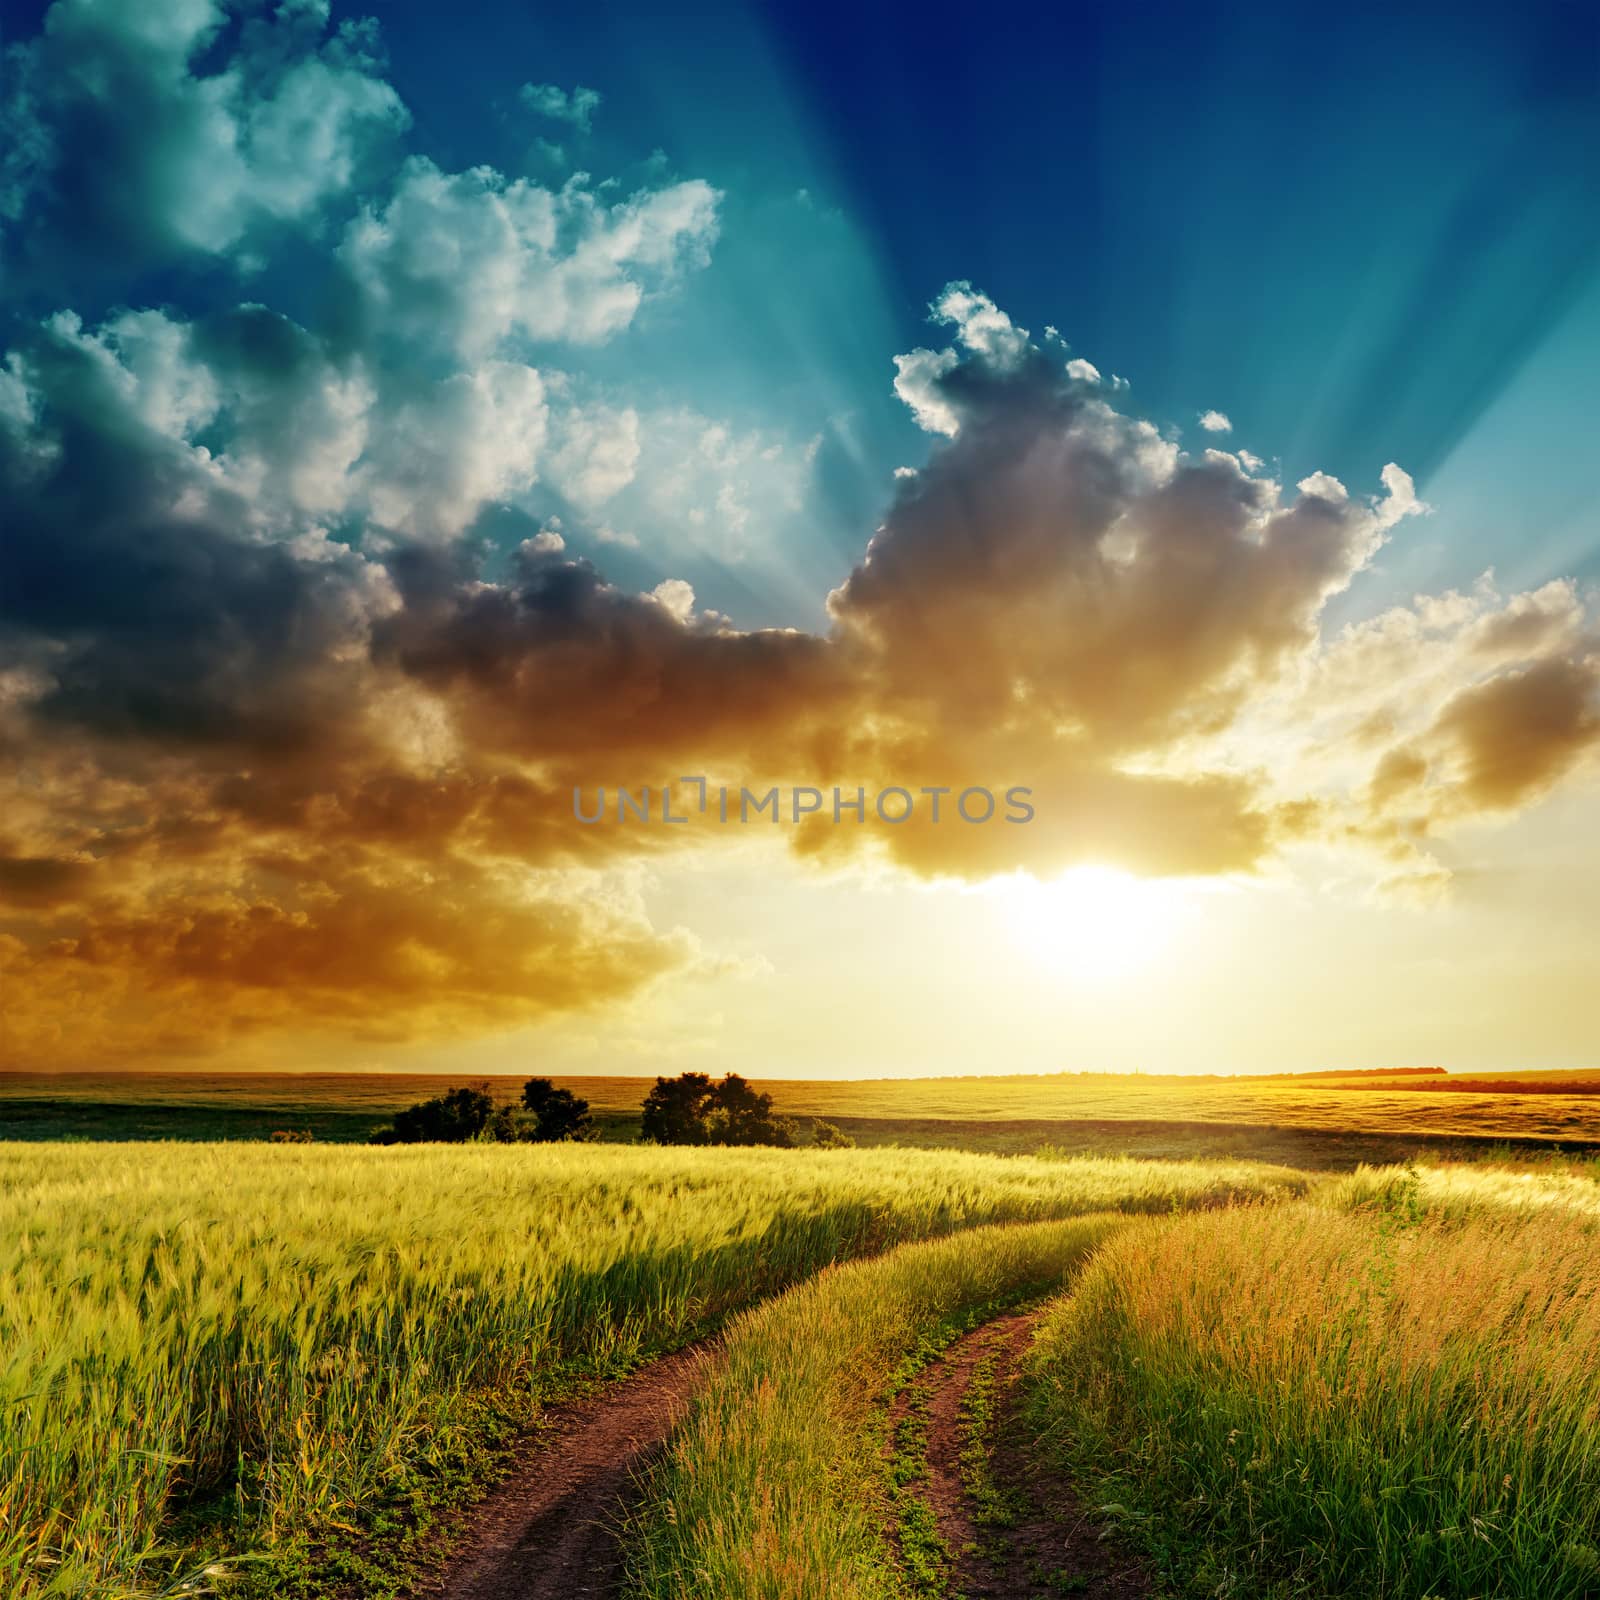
(4, 1077, 1600, 1598)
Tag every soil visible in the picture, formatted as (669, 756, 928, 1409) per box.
(418, 1344, 706, 1600)
(415, 1306, 1149, 1600)
(895, 1312, 1155, 1599)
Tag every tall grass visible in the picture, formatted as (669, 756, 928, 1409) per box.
(626, 1215, 1124, 1600)
(0, 1142, 1298, 1598)
(1025, 1175, 1600, 1597)
(1333, 1157, 1600, 1221)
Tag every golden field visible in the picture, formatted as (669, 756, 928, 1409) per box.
(5, 1068, 1600, 1148)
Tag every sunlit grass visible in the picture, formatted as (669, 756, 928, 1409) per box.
(0, 1141, 1299, 1598)
(1025, 1171, 1600, 1597)
(625, 1216, 1125, 1600)
(1334, 1156, 1600, 1220)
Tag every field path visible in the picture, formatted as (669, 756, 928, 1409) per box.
(423, 1344, 706, 1600)
(895, 1311, 1152, 1599)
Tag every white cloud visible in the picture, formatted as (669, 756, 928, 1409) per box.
(1375, 460, 1428, 529)
(545, 402, 641, 507)
(605, 408, 819, 558)
(520, 82, 602, 133)
(31, 304, 375, 528)
(364, 361, 548, 538)
(1198, 409, 1232, 433)
(893, 347, 961, 436)
(931, 281, 1030, 368)
(1297, 469, 1350, 504)
(649, 578, 696, 621)
(339, 158, 720, 362)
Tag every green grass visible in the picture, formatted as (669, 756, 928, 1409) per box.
(625, 1215, 1126, 1600)
(1022, 1168, 1600, 1598)
(0, 1142, 1300, 1599)
(0, 1097, 641, 1146)
(956, 1339, 1017, 1538)
(886, 1341, 957, 1600)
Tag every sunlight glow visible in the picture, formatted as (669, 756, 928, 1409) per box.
(992, 865, 1189, 981)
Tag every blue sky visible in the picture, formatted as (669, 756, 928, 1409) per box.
(354, 0, 1600, 614)
(9, 0, 1596, 627)
(4, 0, 1600, 1073)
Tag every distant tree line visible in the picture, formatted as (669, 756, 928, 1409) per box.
(370, 1080, 596, 1145)
(369, 1072, 850, 1148)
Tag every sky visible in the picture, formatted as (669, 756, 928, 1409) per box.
(1, 0, 1597, 1078)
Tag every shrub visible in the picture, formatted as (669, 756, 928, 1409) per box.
(374, 1085, 497, 1144)
(640, 1072, 795, 1147)
(520, 1078, 595, 1142)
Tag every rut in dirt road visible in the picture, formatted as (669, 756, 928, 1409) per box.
(892, 1312, 1153, 1600)
(419, 1344, 706, 1600)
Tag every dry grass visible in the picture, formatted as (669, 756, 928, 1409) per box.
(1026, 1166, 1600, 1596)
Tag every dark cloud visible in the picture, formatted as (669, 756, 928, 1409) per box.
(1431, 657, 1600, 813)
(0, 311, 377, 755)
(1, 98, 1594, 1067)
(376, 537, 844, 767)
(0, 0, 407, 287)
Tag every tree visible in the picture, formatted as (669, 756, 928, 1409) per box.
(521, 1078, 595, 1142)
(709, 1074, 795, 1147)
(640, 1072, 796, 1148)
(811, 1118, 854, 1149)
(374, 1084, 497, 1144)
(640, 1071, 718, 1145)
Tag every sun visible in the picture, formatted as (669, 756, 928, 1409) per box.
(990, 864, 1188, 981)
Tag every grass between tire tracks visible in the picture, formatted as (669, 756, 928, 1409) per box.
(624, 1215, 1129, 1600)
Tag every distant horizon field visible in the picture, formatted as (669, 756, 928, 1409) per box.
(4, 1066, 1600, 1156)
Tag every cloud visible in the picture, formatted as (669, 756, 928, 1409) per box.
(337, 157, 720, 362)
(893, 282, 1031, 436)
(0, 847, 690, 1064)
(362, 360, 548, 538)
(1429, 657, 1600, 811)
(371, 538, 843, 769)
(1237, 571, 1600, 883)
(1, 0, 407, 281)
(0, 308, 389, 756)
(1198, 409, 1232, 432)
(893, 346, 961, 435)
(544, 400, 641, 508)
(520, 81, 602, 133)
(616, 410, 819, 558)
(931, 281, 1031, 368)
(649, 578, 697, 622)
(811, 298, 1428, 878)
(2, 167, 1595, 1067)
